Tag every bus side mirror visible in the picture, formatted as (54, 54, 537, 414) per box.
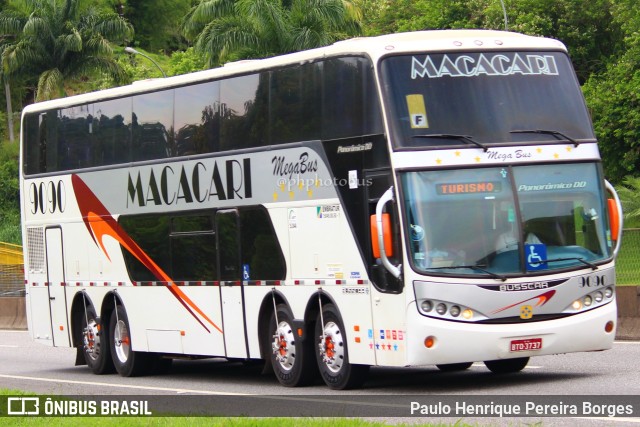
(370, 213, 393, 258)
(604, 180, 623, 258)
(607, 198, 620, 243)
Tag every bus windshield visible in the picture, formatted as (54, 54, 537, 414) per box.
(380, 52, 595, 149)
(401, 163, 612, 277)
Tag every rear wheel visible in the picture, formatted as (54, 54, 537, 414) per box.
(268, 304, 316, 387)
(315, 303, 368, 390)
(109, 305, 148, 377)
(81, 305, 114, 374)
(436, 362, 473, 372)
(484, 357, 529, 374)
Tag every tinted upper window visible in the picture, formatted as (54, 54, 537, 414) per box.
(23, 56, 383, 175)
(174, 81, 221, 156)
(132, 90, 174, 161)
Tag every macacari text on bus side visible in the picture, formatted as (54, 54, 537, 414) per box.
(126, 159, 252, 207)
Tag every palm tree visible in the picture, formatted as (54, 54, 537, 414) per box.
(617, 176, 640, 221)
(0, 0, 134, 101)
(182, 0, 361, 67)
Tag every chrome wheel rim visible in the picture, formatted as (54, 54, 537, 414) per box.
(113, 319, 130, 364)
(319, 321, 344, 373)
(272, 321, 296, 371)
(83, 319, 101, 361)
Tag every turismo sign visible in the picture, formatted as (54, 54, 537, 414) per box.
(411, 53, 560, 79)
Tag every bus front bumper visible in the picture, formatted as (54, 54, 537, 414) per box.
(406, 301, 616, 366)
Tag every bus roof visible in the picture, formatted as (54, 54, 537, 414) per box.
(21, 29, 566, 115)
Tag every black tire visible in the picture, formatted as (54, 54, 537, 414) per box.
(268, 304, 316, 387)
(109, 305, 148, 377)
(80, 305, 115, 374)
(315, 303, 368, 390)
(484, 357, 529, 374)
(436, 362, 473, 372)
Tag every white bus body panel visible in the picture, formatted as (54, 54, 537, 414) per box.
(406, 299, 615, 366)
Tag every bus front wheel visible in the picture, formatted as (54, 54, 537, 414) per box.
(484, 357, 529, 374)
(268, 304, 316, 387)
(315, 303, 368, 390)
(109, 305, 148, 377)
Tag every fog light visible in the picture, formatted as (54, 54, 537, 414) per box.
(436, 303, 447, 315)
(572, 300, 582, 310)
(584, 295, 593, 307)
(450, 305, 461, 317)
(594, 291, 604, 303)
(424, 336, 436, 348)
(605, 321, 615, 333)
(421, 300, 433, 312)
(462, 309, 473, 320)
(604, 287, 614, 299)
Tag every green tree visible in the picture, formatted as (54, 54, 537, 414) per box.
(182, 0, 361, 67)
(0, 0, 134, 101)
(617, 176, 640, 221)
(365, 0, 623, 83)
(115, 0, 192, 52)
(582, 31, 640, 183)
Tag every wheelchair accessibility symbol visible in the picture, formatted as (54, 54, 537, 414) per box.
(242, 264, 251, 280)
(525, 244, 547, 271)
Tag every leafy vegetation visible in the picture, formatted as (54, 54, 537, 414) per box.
(181, 0, 361, 66)
(0, 0, 133, 101)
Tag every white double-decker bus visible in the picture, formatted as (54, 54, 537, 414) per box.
(21, 30, 623, 389)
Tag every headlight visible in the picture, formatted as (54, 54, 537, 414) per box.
(435, 303, 447, 315)
(449, 305, 461, 317)
(421, 300, 433, 312)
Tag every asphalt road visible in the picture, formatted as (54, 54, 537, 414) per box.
(1, 330, 640, 425)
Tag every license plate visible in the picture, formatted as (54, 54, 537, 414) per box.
(510, 338, 542, 352)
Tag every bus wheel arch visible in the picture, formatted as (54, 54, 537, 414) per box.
(107, 294, 149, 377)
(314, 301, 369, 390)
(70, 292, 114, 374)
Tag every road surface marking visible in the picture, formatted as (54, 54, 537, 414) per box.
(0, 373, 249, 395)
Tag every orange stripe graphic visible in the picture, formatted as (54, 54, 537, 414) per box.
(72, 174, 222, 334)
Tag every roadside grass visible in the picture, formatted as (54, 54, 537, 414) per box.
(0, 389, 471, 427)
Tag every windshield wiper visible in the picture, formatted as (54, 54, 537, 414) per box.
(412, 134, 488, 152)
(427, 264, 506, 281)
(535, 257, 598, 271)
(510, 129, 579, 147)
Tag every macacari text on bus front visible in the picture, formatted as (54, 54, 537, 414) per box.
(411, 53, 559, 79)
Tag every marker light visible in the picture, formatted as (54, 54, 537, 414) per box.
(594, 291, 604, 303)
(449, 305, 461, 317)
(572, 300, 583, 310)
(424, 336, 436, 348)
(421, 300, 433, 312)
(605, 321, 615, 333)
(435, 303, 447, 315)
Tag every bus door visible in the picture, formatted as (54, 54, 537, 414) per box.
(216, 210, 248, 358)
(365, 170, 406, 365)
(45, 227, 71, 347)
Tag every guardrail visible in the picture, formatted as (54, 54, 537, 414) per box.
(0, 242, 24, 297)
